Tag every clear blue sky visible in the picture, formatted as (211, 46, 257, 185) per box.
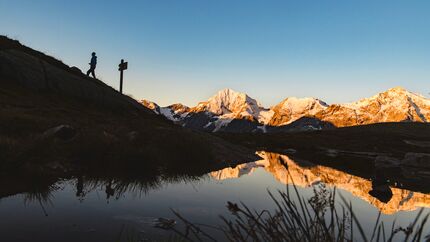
(1, 0, 430, 106)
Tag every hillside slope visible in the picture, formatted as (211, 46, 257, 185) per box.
(0, 36, 256, 176)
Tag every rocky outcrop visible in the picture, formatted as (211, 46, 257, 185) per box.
(267, 117, 335, 132)
(43, 125, 77, 141)
(168, 103, 190, 114)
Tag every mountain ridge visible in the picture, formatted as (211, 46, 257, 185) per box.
(142, 86, 430, 132)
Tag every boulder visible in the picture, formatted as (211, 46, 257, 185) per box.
(369, 183, 393, 203)
(43, 125, 76, 141)
(69, 66, 83, 75)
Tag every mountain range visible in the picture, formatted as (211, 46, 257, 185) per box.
(141, 87, 430, 132)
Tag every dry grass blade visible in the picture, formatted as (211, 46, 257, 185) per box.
(169, 184, 429, 242)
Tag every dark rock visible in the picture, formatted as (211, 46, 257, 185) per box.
(220, 119, 260, 133)
(267, 117, 335, 133)
(127, 131, 139, 141)
(69, 66, 83, 75)
(369, 182, 393, 203)
(181, 112, 215, 131)
(43, 125, 76, 141)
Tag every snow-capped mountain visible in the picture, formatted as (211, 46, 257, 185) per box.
(141, 87, 430, 133)
(190, 88, 269, 121)
(267, 97, 328, 126)
(316, 87, 430, 127)
(140, 100, 189, 122)
(140, 99, 161, 114)
(168, 103, 190, 114)
(182, 88, 274, 132)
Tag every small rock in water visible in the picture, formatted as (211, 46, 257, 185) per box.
(369, 184, 393, 203)
(153, 218, 176, 230)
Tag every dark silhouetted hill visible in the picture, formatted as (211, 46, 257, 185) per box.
(0, 36, 256, 177)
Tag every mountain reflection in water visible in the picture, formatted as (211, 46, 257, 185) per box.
(211, 151, 430, 215)
(1, 151, 430, 242)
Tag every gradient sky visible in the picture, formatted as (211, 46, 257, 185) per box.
(1, 0, 430, 107)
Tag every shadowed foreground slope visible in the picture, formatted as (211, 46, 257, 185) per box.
(0, 36, 256, 177)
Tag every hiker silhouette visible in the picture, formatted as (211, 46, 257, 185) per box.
(86, 52, 97, 78)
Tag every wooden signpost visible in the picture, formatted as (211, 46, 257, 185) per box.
(118, 59, 128, 94)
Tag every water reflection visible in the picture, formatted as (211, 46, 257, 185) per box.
(1, 151, 430, 241)
(211, 151, 430, 214)
(70, 174, 202, 203)
(4, 151, 430, 216)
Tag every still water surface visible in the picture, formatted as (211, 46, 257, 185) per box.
(1, 152, 429, 241)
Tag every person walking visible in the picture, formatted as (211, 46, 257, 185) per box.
(86, 52, 97, 78)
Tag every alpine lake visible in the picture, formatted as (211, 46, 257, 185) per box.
(1, 151, 429, 242)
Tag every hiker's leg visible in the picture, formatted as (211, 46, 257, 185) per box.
(91, 69, 96, 78)
(86, 69, 91, 76)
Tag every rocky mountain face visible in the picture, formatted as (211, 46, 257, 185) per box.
(210, 151, 430, 214)
(189, 88, 269, 121)
(142, 89, 271, 132)
(140, 100, 189, 122)
(140, 100, 161, 114)
(142, 87, 430, 133)
(315, 87, 430, 127)
(267, 97, 328, 126)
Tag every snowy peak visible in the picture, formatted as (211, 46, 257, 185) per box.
(141, 86, 430, 132)
(277, 97, 328, 110)
(140, 99, 160, 114)
(346, 86, 412, 108)
(267, 97, 328, 126)
(167, 103, 190, 114)
(317, 87, 430, 127)
(139, 100, 189, 122)
(191, 88, 266, 121)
